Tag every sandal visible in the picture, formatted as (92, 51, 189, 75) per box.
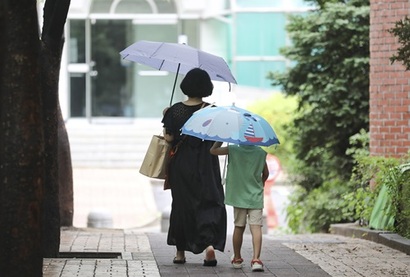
(173, 257, 186, 264)
(203, 246, 217, 266)
(231, 255, 243, 269)
(251, 259, 264, 272)
(203, 259, 217, 266)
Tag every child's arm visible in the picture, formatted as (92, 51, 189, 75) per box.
(262, 162, 269, 184)
(210, 141, 229, 155)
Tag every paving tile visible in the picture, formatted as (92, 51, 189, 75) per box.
(43, 226, 410, 277)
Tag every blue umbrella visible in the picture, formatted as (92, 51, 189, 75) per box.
(181, 105, 280, 146)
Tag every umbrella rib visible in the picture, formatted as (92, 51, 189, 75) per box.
(150, 42, 165, 69)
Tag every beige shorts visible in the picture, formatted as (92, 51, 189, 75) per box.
(233, 207, 263, 227)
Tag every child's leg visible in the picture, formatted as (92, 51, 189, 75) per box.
(233, 225, 245, 258)
(248, 209, 263, 260)
(232, 207, 247, 260)
(249, 224, 262, 260)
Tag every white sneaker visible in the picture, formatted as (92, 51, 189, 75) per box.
(231, 255, 243, 269)
(251, 259, 264, 272)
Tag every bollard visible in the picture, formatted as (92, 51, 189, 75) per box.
(161, 208, 171, 233)
(87, 209, 113, 228)
(150, 179, 172, 213)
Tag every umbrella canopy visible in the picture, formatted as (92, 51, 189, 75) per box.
(120, 40, 237, 105)
(181, 105, 280, 146)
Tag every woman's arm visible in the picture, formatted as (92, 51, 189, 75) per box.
(162, 106, 173, 142)
(210, 141, 229, 155)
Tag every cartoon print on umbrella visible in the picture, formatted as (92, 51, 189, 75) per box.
(243, 113, 264, 143)
(181, 105, 279, 147)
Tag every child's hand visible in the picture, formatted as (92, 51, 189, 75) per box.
(210, 142, 228, 155)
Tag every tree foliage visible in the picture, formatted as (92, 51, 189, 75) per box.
(389, 16, 410, 70)
(304, 0, 368, 9)
(267, 0, 370, 191)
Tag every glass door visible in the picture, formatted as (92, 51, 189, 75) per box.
(68, 18, 181, 120)
(68, 19, 88, 118)
(68, 19, 133, 119)
(91, 20, 133, 117)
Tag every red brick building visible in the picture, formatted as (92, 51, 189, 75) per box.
(370, 0, 410, 157)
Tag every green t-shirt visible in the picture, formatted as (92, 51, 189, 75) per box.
(225, 145, 267, 209)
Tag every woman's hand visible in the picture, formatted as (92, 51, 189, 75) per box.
(163, 128, 174, 143)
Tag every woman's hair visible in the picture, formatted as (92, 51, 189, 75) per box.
(180, 68, 213, 98)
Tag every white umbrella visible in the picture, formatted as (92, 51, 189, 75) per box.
(120, 40, 237, 105)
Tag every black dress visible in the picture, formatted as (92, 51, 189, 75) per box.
(162, 102, 227, 254)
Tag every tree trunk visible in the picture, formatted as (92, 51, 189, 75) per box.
(40, 0, 71, 257)
(58, 106, 74, 227)
(0, 0, 72, 274)
(0, 1, 45, 276)
(40, 37, 61, 257)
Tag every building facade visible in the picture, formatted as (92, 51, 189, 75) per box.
(59, 0, 311, 121)
(369, 0, 410, 157)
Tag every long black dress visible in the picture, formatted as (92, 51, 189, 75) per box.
(162, 102, 227, 254)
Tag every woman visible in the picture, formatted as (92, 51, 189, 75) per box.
(162, 68, 227, 266)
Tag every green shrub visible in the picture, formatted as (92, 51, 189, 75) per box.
(247, 92, 298, 171)
(287, 179, 350, 233)
(286, 130, 380, 233)
(286, 152, 410, 236)
(341, 186, 375, 226)
(382, 162, 410, 238)
(347, 154, 410, 239)
(285, 154, 385, 234)
(397, 165, 410, 238)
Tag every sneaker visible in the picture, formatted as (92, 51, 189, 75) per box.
(231, 255, 243, 269)
(251, 259, 264, 272)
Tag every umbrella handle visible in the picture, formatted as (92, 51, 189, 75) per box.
(169, 63, 181, 106)
(221, 144, 228, 185)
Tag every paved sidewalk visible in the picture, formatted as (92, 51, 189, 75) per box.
(43, 227, 410, 277)
(48, 168, 409, 276)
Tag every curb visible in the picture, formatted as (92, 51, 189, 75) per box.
(330, 223, 410, 255)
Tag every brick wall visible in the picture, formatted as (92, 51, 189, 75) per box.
(370, 0, 410, 157)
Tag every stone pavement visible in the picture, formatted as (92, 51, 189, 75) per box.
(42, 227, 410, 277)
(45, 167, 409, 276)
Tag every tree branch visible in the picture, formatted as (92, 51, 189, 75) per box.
(42, 0, 71, 43)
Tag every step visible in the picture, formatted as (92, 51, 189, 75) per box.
(65, 118, 163, 168)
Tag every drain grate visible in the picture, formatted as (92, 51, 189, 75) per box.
(59, 252, 122, 259)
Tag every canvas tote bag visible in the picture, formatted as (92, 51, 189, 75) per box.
(139, 135, 171, 179)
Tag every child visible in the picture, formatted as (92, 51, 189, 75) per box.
(210, 141, 269, 272)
